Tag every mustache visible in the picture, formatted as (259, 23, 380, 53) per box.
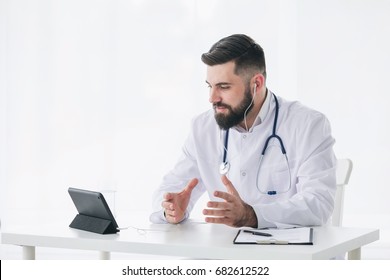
(213, 102, 232, 111)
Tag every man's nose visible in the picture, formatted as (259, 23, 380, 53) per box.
(209, 88, 221, 104)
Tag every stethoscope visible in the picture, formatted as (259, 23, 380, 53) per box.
(219, 93, 291, 195)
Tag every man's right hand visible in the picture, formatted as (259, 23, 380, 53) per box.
(162, 178, 198, 224)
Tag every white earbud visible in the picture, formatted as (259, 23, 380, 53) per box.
(253, 84, 257, 96)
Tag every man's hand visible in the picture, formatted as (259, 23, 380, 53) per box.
(162, 178, 198, 224)
(203, 175, 258, 228)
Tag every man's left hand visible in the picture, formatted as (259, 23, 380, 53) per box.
(203, 175, 258, 228)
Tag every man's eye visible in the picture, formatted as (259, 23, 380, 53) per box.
(220, 85, 230, 90)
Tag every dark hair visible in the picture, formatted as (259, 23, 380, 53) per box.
(201, 34, 266, 79)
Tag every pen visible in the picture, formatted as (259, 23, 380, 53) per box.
(256, 240, 288, 245)
(243, 230, 273, 237)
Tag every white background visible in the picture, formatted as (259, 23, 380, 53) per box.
(1, 0, 390, 259)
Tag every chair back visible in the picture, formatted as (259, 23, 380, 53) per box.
(332, 158, 353, 226)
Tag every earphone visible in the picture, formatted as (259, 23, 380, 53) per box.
(243, 83, 257, 131)
(220, 82, 258, 174)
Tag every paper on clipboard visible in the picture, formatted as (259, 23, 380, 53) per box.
(233, 227, 313, 245)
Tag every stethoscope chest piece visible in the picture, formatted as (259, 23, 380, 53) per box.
(219, 162, 230, 175)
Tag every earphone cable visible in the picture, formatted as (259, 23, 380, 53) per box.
(243, 85, 257, 131)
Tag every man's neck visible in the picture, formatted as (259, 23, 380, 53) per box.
(238, 88, 267, 131)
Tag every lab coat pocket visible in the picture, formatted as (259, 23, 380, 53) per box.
(270, 166, 291, 194)
(265, 164, 291, 193)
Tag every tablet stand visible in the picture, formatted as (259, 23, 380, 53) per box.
(69, 214, 119, 234)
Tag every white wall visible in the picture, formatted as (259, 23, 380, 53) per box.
(1, 0, 389, 238)
(295, 0, 390, 231)
(0, 0, 6, 229)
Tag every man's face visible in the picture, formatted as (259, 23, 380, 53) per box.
(206, 61, 253, 130)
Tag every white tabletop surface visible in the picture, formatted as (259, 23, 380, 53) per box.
(1, 212, 380, 260)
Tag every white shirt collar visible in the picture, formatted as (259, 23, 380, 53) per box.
(233, 89, 272, 133)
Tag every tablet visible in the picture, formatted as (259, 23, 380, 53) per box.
(68, 187, 119, 233)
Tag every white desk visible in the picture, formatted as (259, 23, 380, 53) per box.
(1, 218, 379, 260)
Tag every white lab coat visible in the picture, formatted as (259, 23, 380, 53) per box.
(150, 92, 337, 228)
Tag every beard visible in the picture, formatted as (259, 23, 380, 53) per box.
(213, 86, 253, 130)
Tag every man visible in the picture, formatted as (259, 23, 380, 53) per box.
(150, 34, 337, 229)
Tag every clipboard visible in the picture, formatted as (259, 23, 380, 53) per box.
(233, 227, 313, 245)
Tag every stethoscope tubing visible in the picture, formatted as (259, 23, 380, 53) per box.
(220, 93, 291, 195)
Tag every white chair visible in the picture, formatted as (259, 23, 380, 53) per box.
(332, 158, 353, 227)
